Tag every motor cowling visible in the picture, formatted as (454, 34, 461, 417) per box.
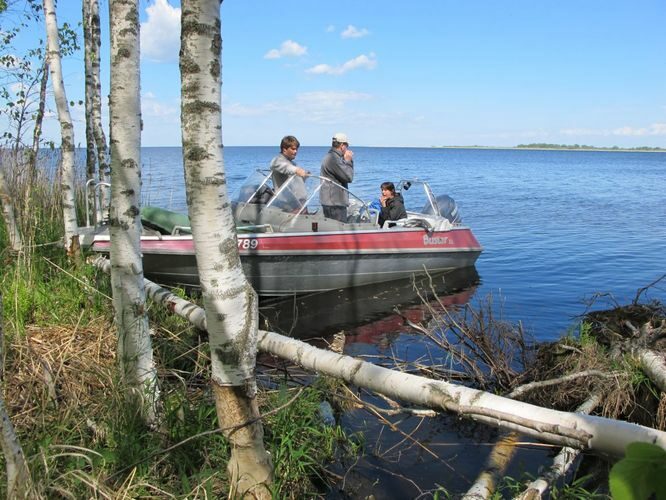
(422, 194, 462, 223)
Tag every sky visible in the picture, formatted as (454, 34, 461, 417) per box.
(2, 0, 666, 148)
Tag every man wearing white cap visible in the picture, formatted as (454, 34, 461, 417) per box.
(320, 132, 354, 222)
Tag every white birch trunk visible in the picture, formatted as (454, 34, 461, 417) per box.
(0, 293, 32, 496)
(637, 348, 666, 393)
(0, 395, 32, 498)
(83, 0, 97, 222)
(0, 166, 23, 252)
(258, 331, 666, 456)
(87, 0, 110, 220)
(91, 266, 666, 459)
(179, 1, 272, 495)
(43, 0, 79, 256)
(108, 0, 159, 425)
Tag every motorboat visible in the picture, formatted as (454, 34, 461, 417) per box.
(88, 170, 482, 295)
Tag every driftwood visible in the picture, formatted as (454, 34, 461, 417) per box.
(91, 258, 666, 458)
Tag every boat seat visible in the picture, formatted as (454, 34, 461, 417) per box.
(249, 185, 274, 204)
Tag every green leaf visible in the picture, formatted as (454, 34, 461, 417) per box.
(610, 442, 666, 500)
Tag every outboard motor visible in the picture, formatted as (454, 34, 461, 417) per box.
(422, 194, 462, 224)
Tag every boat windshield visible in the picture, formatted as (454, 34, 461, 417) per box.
(396, 179, 438, 214)
(232, 170, 376, 226)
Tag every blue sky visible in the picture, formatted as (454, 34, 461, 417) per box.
(4, 0, 666, 147)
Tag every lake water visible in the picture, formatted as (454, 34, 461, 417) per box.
(140, 146, 666, 342)
(137, 146, 666, 496)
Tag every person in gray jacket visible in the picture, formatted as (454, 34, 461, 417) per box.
(270, 135, 309, 210)
(320, 132, 354, 222)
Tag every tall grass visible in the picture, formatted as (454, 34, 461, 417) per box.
(1, 147, 357, 497)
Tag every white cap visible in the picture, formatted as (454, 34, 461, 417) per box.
(332, 132, 349, 144)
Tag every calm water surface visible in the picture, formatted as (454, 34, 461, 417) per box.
(141, 146, 666, 342)
(138, 146, 665, 496)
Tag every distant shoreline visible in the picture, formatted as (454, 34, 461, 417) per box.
(431, 145, 666, 153)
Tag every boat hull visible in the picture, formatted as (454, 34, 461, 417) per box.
(92, 226, 482, 295)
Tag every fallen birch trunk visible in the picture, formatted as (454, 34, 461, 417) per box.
(637, 348, 666, 393)
(91, 258, 666, 457)
(515, 393, 603, 499)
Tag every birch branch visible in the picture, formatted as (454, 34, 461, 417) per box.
(506, 370, 616, 399)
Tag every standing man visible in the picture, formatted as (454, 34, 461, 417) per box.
(320, 132, 354, 222)
(270, 135, 308, 188)
(270, 135, 309, 209)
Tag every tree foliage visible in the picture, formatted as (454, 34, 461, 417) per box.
(1, 0, 78, 148)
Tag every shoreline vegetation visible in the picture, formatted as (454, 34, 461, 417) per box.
(433, 143, 666, 152)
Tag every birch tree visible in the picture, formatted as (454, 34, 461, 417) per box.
(83, 0, 97, 217)
(43, 0, 79, 257)
(108, 0, 159, 425)
(0, 293, 33, 497)
(0, 164, 23, 252)
(83, 0, 109, 222)
(179, 0, 272, 495)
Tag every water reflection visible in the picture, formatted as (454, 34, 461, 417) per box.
(259, 266, 480, 341)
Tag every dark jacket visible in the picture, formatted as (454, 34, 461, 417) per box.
(379, 193, 407, 227)
(320, 148, 354, 206)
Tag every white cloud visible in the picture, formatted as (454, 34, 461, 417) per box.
(264, 40, 307, 60)
(306, 53, 377, 76)
(341, 25, 369, 39)
(141, 92, 179, 118)
(141, 0, 181, 64)
(224, 90, 372, 124)
(612, 123, 666, 136)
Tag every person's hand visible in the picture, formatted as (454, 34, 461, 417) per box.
(295, 167, 309, 177)
(343, 149, 353, 162)
(380, 195, 388, 207)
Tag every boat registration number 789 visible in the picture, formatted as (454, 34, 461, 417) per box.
(238, 238, 259, 250)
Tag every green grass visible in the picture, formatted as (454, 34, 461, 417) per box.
(264, 382, 362, 497)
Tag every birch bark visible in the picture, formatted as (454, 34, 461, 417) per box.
(87, 0, 110, 220)
(179, 0, 272, 495)
(108, 0, 159, 425)
(43, 0, 79, 256)
(26, 58, 49, 208)
(0, 166, 23, 252)
(83, 0, 97, 222)
(0, 293, 32, 497)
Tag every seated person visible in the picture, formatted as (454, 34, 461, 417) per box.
(378, 181, 407, 227)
